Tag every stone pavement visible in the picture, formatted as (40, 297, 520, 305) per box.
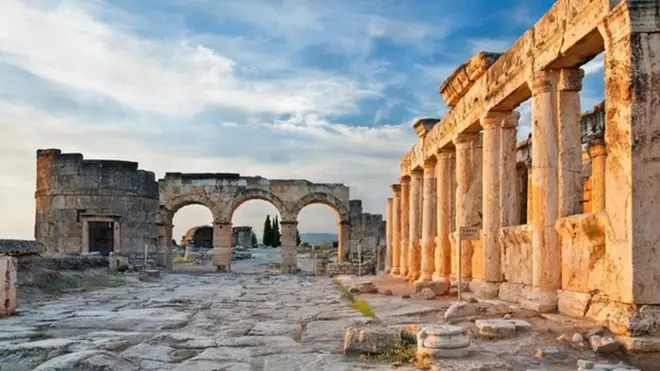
(0, 268, 417, 371)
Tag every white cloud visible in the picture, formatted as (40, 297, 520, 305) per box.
(582, 53, 604, 76)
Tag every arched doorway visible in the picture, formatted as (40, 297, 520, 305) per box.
(292, 192, 351, 263)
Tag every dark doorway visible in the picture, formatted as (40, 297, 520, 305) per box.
(89, 221, 114, 256)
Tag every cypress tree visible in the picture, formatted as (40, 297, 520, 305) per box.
(272, 215, 281, 247)
(251, 232, 257, 247)
(263, 215, 272, 246)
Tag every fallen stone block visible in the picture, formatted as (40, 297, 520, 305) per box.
(589, 335, 621, 354)
(535, 346, 568, 360)
(414, 288, 436, 300)
(349, 282, 378, 294)
(416, 325, 471, 362)
(343, 327, 402, 355)
(413, 280, 450, 296)
(557, 290, 591, 318)
(475, 319, 516, 339)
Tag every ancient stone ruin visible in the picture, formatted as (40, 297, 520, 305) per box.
(383, 0, 660, 353)
(34, 149, 382, 273)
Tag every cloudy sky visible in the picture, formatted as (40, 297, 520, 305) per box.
(0, 0, 605, 243)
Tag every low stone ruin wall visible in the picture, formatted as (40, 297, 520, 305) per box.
(17, 252, 109, 271)
(0, 257, 17, 317)
(323, 260, 376, 276)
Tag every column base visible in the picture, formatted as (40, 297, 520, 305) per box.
(212, 247, 231, 272)
(408, 270, 421, 282)
(520, 288, 558, 313)
(449, 278, 471, 293)
(469, 280, 501, 299)
(432, 273, 450, 283)
(391, 267, 401, 276)
(418, 272, 433, 282)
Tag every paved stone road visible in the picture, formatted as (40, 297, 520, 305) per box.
(0, 250, 415, 371)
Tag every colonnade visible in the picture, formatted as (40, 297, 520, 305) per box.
(385, 68, 589, 307)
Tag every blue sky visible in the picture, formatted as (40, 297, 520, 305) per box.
(0, 0, 605, 241)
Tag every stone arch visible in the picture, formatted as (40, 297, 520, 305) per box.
(229, 189, 289, 222)
(162, 193, 218, 218)
(292, 192, 350, 223)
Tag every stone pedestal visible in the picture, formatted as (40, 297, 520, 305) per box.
(0, 257, 17, 317)
(416, 325, 471, 361)
(212, 221, 232, 271)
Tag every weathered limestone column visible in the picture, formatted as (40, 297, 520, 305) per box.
(420, 159, 437, 281)
(434, 149, 455, 282)
(557, 68, 585, 218)
(385, 197, 393, 273)
(598, 5, 660, 304)
(528, 70, 560, 311)
(453, 131, 482, 284)
(500, 113, 520, 227)
(408, 169, 423, 281)
(280, 221, 298, 273)
(391, 184, 402, 275)
(212, 221, 233, 271)
(526, 156, 533, 224)
(337, 220, 350, 263)
(476, 111, 518, 297)
(399, 177, 410, 277)
(588, 138, 606, 213)
(0, 257, 17, 317)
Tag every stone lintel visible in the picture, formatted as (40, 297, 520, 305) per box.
(438, 51, 502, 107)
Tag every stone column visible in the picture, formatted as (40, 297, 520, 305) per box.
(399, 177, 410, 277)
(528, 70, 560, 311)
(0, 257, 16, 317)
(526, 158, 533, 224)
(337, 220, 350, 263)
(390, 184, 402, 275)
(385, 197, 393, 273)
(500, 113, 520, 227)
(420, 159, 437, 281)
(280, 221, 298, 273)
(408, 169, 423, 281)
(557, 68, 585, 218)
(212, 221, 233, 271)
(599, 7, 660, 304)
(453, 132, 482, 284)
(477, 111, 518, 297)
(588, 138, 606, 213)
(434, 149, 455, 282)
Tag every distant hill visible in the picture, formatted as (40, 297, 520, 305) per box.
(300, 233, 337, 245)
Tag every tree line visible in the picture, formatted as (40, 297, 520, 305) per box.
(261, 215, 300, 247)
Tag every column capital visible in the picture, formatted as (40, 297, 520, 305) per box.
(213, 220, 232, 227)
(338, 220, 351, 226)
(558, 68, 585, 92)
(588, 137, 607, 158)
(400, 176, 411, 185)
(410, 168, 423, 179)
(423, 157, 437, 171)
(387, 197, 393, 202)
(481, 111, 521, 129)
(279, 220, 298, 226)
(452, 131, 480, 147)
(391, 183, 401, 193)
(528, 70, 559, 96)
(436, 147, 456, 158)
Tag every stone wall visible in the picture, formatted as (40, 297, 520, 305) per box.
(35, 149, 159, 266)
(0, 240, 43, 256)
(0, 257, 17, 317)
(324, 261, 376, 277)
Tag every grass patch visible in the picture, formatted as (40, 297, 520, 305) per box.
(173, 257, 189, 264)
(351, 299, 375, 318)
(333, 278, 377, 319)
(358, 344, 417, 364)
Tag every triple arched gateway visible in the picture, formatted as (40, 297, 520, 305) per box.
(157, 173, 353, 272)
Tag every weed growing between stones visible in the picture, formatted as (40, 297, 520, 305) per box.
(332, 277, 377, 318)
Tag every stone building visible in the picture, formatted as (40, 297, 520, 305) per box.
(35, 149, 159, 263)
(34, 150, 381, 271)
(383, 0, 660, 352)
(231, 226, 254, 248)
